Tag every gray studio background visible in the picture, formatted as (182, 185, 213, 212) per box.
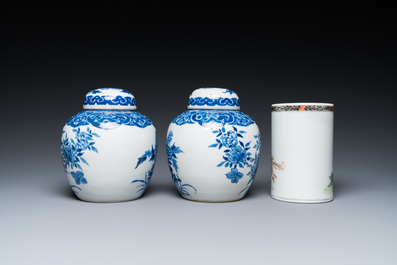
(1, 6, 396, 265)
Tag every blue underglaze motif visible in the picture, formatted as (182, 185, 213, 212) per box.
(166, 131, 197, 198)
(188, 97, 239, 108)
(200, 87, 235, 95)
(132, 164, 155, 194)
(84, 95, 136, 107)
(90, 90, 102, 94)
(238, 134, 261, 196)
(222, 89, 235, 95)
(172, 110, 255, 127)
(61, 127, 100, 189)
(132, 133, 157, 194)
(209, 126, 261, 194)
(66, 110, 153, 129)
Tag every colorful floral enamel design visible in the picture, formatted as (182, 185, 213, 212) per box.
(271, 156, 286, 186)
(324, 173, 333, 195)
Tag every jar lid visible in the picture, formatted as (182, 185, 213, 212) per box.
(187, 87, 240, 110)
(83, 88, 137, 110)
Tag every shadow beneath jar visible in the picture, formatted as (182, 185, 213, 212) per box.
(55, 184, 79, 200)
(240, 175, 270, 200)
(54, 176, 181, 202)
(139, 178, 181, 199)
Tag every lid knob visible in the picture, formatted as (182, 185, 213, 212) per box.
(83, 88, 137, 110)
(187, 87, 240, 110)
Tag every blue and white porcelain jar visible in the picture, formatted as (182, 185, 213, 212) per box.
(61, 88, 157, 202)
(166, 87, 261, 202)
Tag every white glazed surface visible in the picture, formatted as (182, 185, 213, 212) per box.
(62, 120, 156, 202)
(271, 109, 334, 203)
(167, 112, 260, 202)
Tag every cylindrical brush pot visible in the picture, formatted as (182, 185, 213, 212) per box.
(271, 103, 334, 203)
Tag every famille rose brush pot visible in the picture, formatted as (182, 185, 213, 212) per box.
(271, 103, 334, 203)
(61, 88, 157, 202)
(166, 87, 261, 202)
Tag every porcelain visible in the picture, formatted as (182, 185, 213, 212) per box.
(166, 87, 261, 202)
(271, 103, 334, 203)
(61, 88, 157, 202)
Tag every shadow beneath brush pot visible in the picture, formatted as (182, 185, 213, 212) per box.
(333, 175, 365, 199)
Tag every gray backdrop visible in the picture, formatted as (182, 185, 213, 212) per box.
(1, 5, 396, 265)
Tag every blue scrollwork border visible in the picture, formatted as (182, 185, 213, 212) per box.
(84, 95, 136, 107)
(188, 97, 240, 108)
(66, 110, 153, 129)
(172, 110, 255, 127)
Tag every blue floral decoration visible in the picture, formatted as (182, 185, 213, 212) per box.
(226, 168, 244, 183)
(61, 127, 100, 188)
(132, 132, 157, 194)
(172, 110, 254, 127)
(166, 131, 197, 198)
(209, 126, 261, 193)
(132, 164, 155, 194)
(71, 171, 87, 185)
(61, 127, 99, 171)
(66, 110, 153, 129)
(209, 126, 252, 184)
(238, 134, 261, 196)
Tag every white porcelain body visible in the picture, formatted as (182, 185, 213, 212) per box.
(61, 110, 156, 202)
(271, 103, 334, 203)
(167, 110, 261, 202)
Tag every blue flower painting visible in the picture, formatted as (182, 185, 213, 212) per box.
(71, 171, 87, 185)
(238, 134, 261, 196)
(226, 168, 244, 183)
(133, 133, 157, 194)
(209, 125, 261, 195)
(209, 126, 252, 183)
(132, 164, 155, 194)
(61, 127, 100, 187)
(166, 131, 197, 198)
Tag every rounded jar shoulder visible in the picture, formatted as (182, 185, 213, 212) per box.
(171, 109, 257, 127)
(64, 110, 154, 130)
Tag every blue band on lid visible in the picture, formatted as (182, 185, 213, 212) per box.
(83, 88, 137, 110)
(187, 87, 240, 110)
